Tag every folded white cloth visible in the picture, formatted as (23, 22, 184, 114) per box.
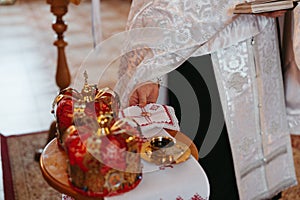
(119, 103, 180, 134)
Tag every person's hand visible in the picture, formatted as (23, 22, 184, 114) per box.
(129, 83, 159, 107)
(255, 10, 287, 18)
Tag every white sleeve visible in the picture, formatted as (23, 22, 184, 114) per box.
(115, 0, 268, 107)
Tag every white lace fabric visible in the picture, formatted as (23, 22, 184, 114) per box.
(114, 0, 267, 108)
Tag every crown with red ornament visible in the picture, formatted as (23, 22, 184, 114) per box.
(51, 71, 143, 197)
(52, 70, 121, 148)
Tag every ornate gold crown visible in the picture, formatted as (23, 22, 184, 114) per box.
(51, 71, 143, 197)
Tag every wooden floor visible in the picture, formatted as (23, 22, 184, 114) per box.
(0, 0, 131, 198)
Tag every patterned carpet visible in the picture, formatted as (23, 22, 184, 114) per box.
(1, 132, 61, 200)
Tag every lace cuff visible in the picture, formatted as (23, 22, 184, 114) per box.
(149, 76, 163, 85)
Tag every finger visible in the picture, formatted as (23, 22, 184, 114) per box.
(257, 10, 287, 18)
(264, 10, 286, 18)
(147, 95, 158, 103)
(137, 91, 147, 107)
(270, 11, 286, 17)
(129, 92, 139, 106)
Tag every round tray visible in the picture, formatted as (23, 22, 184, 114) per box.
(141, 140, 191, 165)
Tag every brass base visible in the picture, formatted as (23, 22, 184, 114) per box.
(34, 121, 57, 162)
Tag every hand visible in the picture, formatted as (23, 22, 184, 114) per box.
(129, 83, 160, 107)
(255, 10, 287, 18)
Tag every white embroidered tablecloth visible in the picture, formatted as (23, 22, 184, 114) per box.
(107, 127, 210, 200)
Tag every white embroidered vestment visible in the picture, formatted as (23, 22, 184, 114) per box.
(114, 0, 298, 199)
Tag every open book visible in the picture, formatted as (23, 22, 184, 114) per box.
(233, 0, 298, 14)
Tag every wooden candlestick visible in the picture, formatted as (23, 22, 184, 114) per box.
(48, 0, 71, 89)
(35, 0, 72, 162)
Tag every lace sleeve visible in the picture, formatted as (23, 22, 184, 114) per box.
(115, 0, 267, 107)
(118, 44, 153, 79)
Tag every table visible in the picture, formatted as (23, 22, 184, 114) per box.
(40, 130, 209, 200)
(40, 138, 99, 200)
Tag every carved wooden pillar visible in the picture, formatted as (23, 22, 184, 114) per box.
(35, 0, 72, 161)
(48, 0, 71, 89)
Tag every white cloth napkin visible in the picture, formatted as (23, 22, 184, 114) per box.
(119, 103, 180, 134)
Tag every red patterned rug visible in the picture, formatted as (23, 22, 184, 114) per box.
(1, 131, 61, 200)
